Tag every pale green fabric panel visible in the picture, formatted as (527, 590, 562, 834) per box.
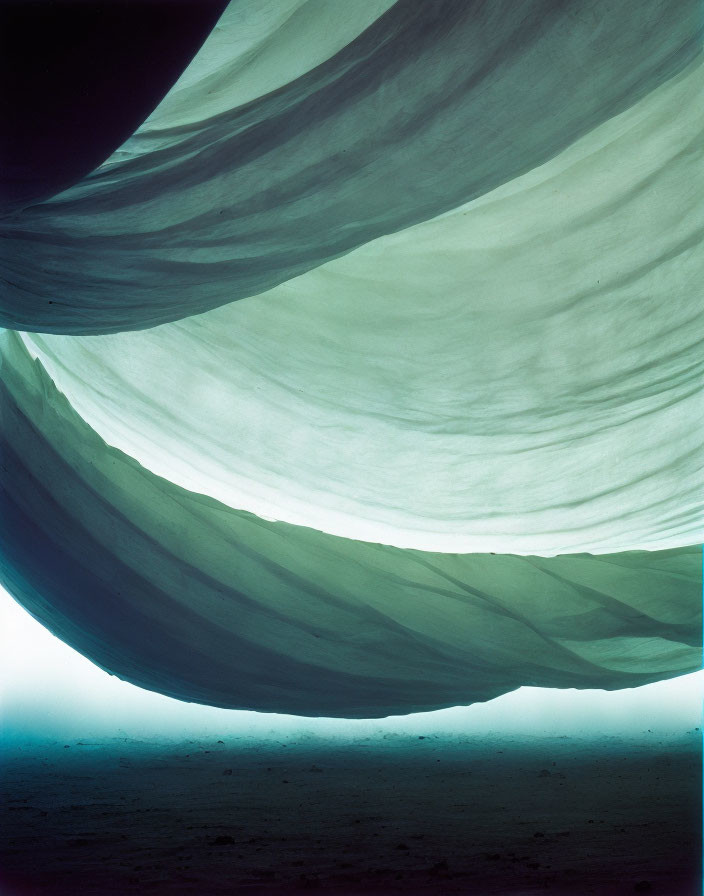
(1, 332, 700, 717)
(22, 60, 704, 555)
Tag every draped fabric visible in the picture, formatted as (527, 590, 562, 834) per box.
(1, 331, 700, 717)
(18, 58, 704, 556)
(0, 0, 702, 716)
(0, 0, 701, 333)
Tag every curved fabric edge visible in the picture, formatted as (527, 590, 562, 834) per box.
(1, 330, 700, 718)
(127, 0, 399, 138)
(19, 55, 704, 557)
(1, 0, 701, 332)
(0, 0, 229, 211)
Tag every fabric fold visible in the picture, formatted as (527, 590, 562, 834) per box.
(19, 58, 704, 555)
(1, 331, 699, 717)
(1, 0, 700, 332)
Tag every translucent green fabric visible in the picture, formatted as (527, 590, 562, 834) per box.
(0, 0, 701, 716)
(20, 61, 704, 555)
(1, 0, 700, 332)
(1, 332, 700, 717)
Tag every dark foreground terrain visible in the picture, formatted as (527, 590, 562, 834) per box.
(1, 732, 700, 895)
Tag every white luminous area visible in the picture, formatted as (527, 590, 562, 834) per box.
(1, 588, 701, 744)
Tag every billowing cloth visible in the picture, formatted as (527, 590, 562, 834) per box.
(0, 0, 701, 332)
(1, 331, 700, 717)
(19, 59, 704, 555)
(0, 0, 702, 717)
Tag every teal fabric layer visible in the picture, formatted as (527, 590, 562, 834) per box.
(1, 0, 701, 332)
(0, 2, 701, 718)
(20, 59, 704, 556)
(1, 332, 700, 717)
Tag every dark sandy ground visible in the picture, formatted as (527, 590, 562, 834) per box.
(1, 732, 700, 895)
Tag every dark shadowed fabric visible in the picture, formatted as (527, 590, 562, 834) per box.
(0, 0, 701, 332)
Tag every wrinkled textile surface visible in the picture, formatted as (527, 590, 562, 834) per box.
(0, 0, 702, 717)
(0, 0, 701, 332)
(1, 332, 700, 717)
(19, 59, 704, 555)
